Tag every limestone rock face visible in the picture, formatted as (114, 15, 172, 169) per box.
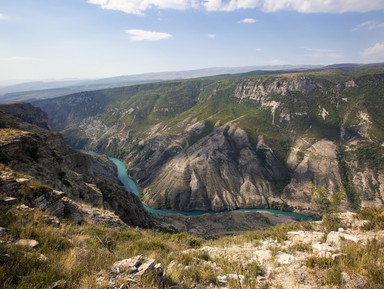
(234, 77, 320, 103)
(141, 123, 288, 211)
(282, 138, 346, 212)
(349, 163, 384, 208)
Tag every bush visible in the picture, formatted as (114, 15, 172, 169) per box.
(357, 207, 384, 230)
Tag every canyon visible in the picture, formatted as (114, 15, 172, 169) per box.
(32, 65, 384, 214)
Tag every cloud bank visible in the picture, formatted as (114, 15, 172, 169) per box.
(88, 0, 384, 15)
(125, 29, 172, 41)
(303, 47, 343, 59)
(353, 20, 384, 31)
(361, 43, 384, 61)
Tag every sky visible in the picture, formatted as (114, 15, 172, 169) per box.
(0, 0, 384, 82)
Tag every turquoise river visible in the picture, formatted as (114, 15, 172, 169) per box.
(108, 157, 317, 221)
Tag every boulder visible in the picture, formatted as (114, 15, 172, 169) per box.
(312, 243, 336, 258)
(107, 255, 165, 288)
(276, 251, 295, 265)
(287, 230, 324, 245)
(15, 239, 39, 248)
(254, 250, 272, 264)
(326, 231, 358, 249)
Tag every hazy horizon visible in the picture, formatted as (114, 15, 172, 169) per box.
(1, 0, 384, 82)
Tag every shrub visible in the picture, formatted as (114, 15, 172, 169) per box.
(357, 207, 384, 230)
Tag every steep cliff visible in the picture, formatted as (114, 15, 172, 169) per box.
(33, 66, 384, 214)
(0, 103, 151, 227)
(141, 123, 288, 211)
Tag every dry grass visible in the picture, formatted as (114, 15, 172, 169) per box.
(356, 207, 384, 230)
(305, 235, 384, 287)
(0, 207, 204, 289)
(0, 128, 30, 141)
(1, 200, 383, 288)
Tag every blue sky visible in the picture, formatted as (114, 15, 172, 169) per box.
(0, 0, 384, 82)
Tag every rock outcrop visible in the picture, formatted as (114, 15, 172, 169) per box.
(161, 211, 384, 289)
(234, 76, 320, 102)
(282, 138, 348, 212)
(141, 123, 288, 211)
(0, 103, 151, 227)
(0, 102, 50, 130)
(100, 255, 165, 289)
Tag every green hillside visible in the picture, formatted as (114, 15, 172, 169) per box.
(33, 65, 384, 213)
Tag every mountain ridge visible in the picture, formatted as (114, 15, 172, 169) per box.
(0, 65, 323, 103)
(32, 65, 384, 214)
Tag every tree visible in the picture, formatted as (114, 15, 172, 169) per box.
(310, 183, 345, 215)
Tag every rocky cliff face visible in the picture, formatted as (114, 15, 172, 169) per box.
(0, 102, 50, 130)
(140, 123, 288, 211)
(0, 103, 151, 227)
(33, 67, 384, 214)
(234, 76, 320, 102)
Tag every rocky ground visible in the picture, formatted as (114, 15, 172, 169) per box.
(158, 212, 384, 289)
(89, 211, 384, 289)
(152, 211, 299, 239)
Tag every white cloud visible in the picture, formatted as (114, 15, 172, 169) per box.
(0, 13, 8, 20)
(360, 43, 384, 61)
(258, 0, 384, 13)
(353, 20, 384, 31)
(302, 47, 343, 59)
(88, 0, 193, 15)
(203, 0, 262, 11)
(208, 34, 216, 38)
(125, 29, 172, 41)
(238, 18, 257, 23)
(88, 0, 384, 14)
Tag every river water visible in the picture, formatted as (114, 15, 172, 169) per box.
(108, 157, 317, 221)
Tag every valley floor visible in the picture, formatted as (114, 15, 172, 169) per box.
(153, 210, 299, 239)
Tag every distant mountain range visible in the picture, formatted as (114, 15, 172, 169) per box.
(0, 64, 324, 103)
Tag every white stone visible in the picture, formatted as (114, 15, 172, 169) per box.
(112, 255, 142, 273)
(326, 231, 358, 248)
(312, 243, 335, 257)
(217, 275, 227, 286)
(288, 230, 324, 245)
(326, 231, 341, 247)
(276, 252, 295, 265)
(253, 250, 271, 264)
(15, 239, 39, 248)
(3, 197, 17, 205)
